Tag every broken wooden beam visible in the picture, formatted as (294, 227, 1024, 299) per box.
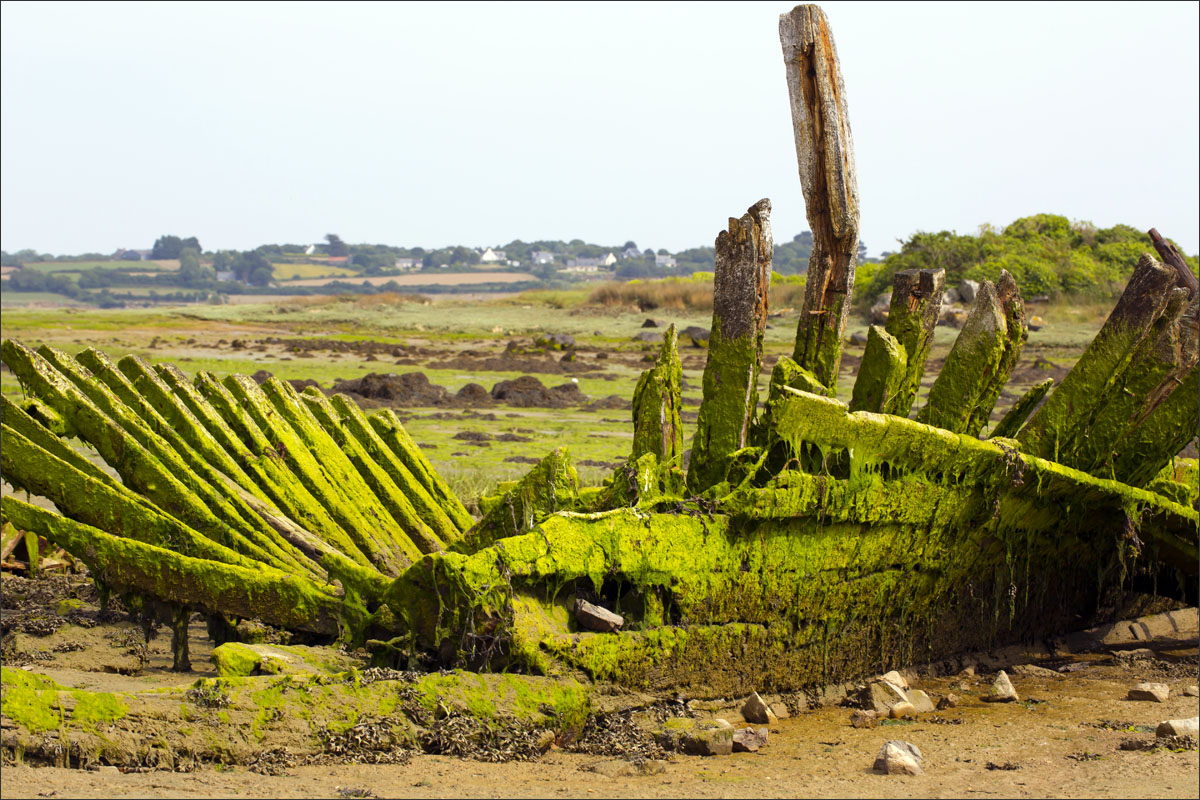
(631, 324, 684, 465)
(687, 198, 772, 494)
(988, 378, 1053, 440)
(781, 5, 860, 393)
(1149, 227, 1199, 298)
(966, 270, 1028, 437)
(1018, 253, 1182, 463)
(849, 325, 907, 414)
(882, 268, 945, 416)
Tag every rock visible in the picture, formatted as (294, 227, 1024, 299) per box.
(1028, 315, 1046, 331)
(889, 701, 917, 719)
(741, 692, 778, 725)
(574, 599, 623, 633)
(958, 665, 976, 678)
(1128, 682, 1170, 702)
(907, 689, 936, 714)
(641, 318, 659, 328)
(862, 679, 909, 713)
(871, 301, 890, 325)
(849, 331, 869, 346)
(1012, 663, 1059, 679)
(732, 727, 769, 753)
(881, 670, 909, 690)
(655, 718, 734, 756)
(985, 670, 1019, 702)
(959, 279, 979, 303)
(1155, 718, 1199, 738)
(634, 331, 663, 343)
(1183, 686, 1199, 697)
(873, 740, 923, 776)
(533, 333, 576, 351)
(942, 287, 960, 304)
(682, 326, 710, 348)
(936, 693, 959, 710)
(769, 702, 791, 720)
(850, 709, 878, 729)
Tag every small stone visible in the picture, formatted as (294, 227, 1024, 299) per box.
(1155, 717, 1199, 738)
(769, 702, 790, 720)
(655, 719, 734, 756)
(959, 279, 979, 302)
(889, 701, 917, 720)
(732, 727, 769, 753)
(936, 693, 959, 710)
(958, 665, 976, 678)
(641, 318, 659, 328)
(985, 670, 1019, 703)
(873, 740, 923, 776)
(741, 692, 778, 725)
(711, 718, 733, 729)
(907, 689, 936, 714)
(881, 670, 909, 690)
(574, 599, 623, 633)
(1182, 686, 1199, 697)
(1128, 682, 1170, 703)
(97, 766, 119, 774)
(850, 709, 878, 729)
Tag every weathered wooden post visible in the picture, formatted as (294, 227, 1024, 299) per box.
(780, 4, 860, 394)
(687, 199, 772, 493)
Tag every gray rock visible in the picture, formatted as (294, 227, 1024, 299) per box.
(936, 693, 959, 710)
(732, 727, 769, 753)
(633, 331, 663, 343)
(1183, 686, 1199, 697)
(641, 318, 659, 328)
(533, 333, 576, 350)
(849, 331, 869, 346)
(741, 692, 778, 725)
(873, 740, 923, 775)
(942, 287, 960, 304)
(682, 326, 710, 348)
(959, 279, 979, 302)
(1155, 717, 1199, 738)
(862, 679, 909, 713)
(574, 599, 623, 633)
(655, 719, 734, 756)
(1128, 682, 1170, 702)
(1012, 663, 1059, 679)
(985, 670, 1019, 702)
(907, 689, 936, 714)
(850, 709, 878, 729)
(769, 702, 791, 720)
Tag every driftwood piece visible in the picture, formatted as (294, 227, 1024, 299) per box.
(989, 378, 1053, 440)
(780, 5, 860, 393)
(882, 268, 945, 416)
(967, 270, 1028, 436)
(1018, 254, 1181, 463)
(1149, 228, 1199, 297)
(849, 325, 907, 413)
(687, 199, 772, 493)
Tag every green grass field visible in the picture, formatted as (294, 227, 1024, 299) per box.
(272, 262, 360, 281)
(20, 259, 180, 273)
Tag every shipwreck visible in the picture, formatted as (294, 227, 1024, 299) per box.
(0, 3, 1197, 767)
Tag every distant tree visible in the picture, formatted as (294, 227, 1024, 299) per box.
(623, 241, 638, 251)
(178, 247, 215, 287)
(325, 233, 349, 257)
(151, 235, 201, 260)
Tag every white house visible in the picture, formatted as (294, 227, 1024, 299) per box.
(395, 258, 421, 270)
(621, 246, 642, 260)
(531, 251, 556, 266)
(304, 244, 317, 256)
(655, 253, 678, 269)
(480, 247, 508, 264)
(599, 252, 618, 267)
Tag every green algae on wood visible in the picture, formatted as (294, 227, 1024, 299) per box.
(1, 393, 113, 487)
(916, 279, 1009, 435)
(1018, 253, 1180, 462)
(631, 324, 684, 464)
(368, 407, 474, 533)
(966, 270, 1028, 437)
(849, 325, 907, 413)
(989, 378, 1053, 440)
(882, 268, 945, 416)
(1, 497, 348, 636)
(452, 447, 579, 555)
(688, 199, 772, 494)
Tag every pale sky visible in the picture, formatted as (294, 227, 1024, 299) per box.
(2, 1, 1197, 257)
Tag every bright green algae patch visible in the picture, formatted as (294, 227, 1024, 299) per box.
(1, 668, 128, 734)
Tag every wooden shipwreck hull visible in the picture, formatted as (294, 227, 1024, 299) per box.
(1, 4, 1196, 698)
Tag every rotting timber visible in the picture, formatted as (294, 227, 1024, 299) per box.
(2, 2, 1199, 765)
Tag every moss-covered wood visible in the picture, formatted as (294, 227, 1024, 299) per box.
(631, 325, 684, 465)
(882, 267, 945, 416)
(688, 199, 773, 493)
(849, 325, 907, 413)
(989, 378, 1053, 440)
